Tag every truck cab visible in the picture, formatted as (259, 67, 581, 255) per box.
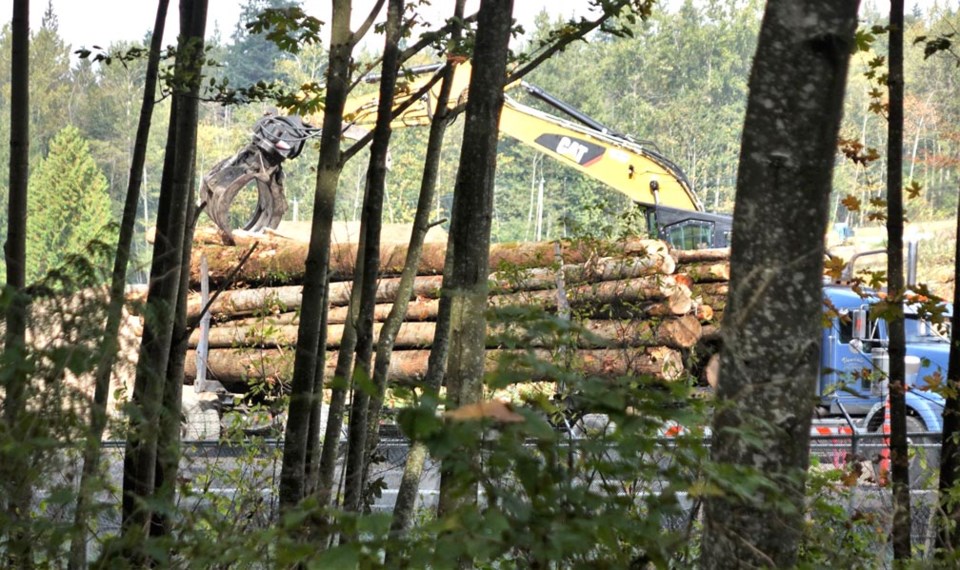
(820, 284, 949, 432)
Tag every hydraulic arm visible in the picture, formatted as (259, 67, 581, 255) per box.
(202, 62, 732, 248)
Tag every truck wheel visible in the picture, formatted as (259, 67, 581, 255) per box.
(869, 415, 938, 488)
(905, 415, 938, 488)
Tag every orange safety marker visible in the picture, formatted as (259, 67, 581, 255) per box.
(880, 394, 892, 485)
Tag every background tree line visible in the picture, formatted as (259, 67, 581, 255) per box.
(3, 0, 960, 286)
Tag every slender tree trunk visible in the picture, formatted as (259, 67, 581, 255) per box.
(121, 0, 208, 553)
(435, 0, 515, 526)
(700, 2, 859, 568)
(387, 233, 457, 553)
(936, 184, 960, 554)
(304, 279, 330, 496)
(886, 0, 912, 559)
(279, 0, 356, 511)
(153, 180, 201, 541)
(2, 1, 30, 566)
(315, 259, 362, 509)
(69, 4, 169, 566)
(342, 0, 404, 515)
(364, 2, 466, 505)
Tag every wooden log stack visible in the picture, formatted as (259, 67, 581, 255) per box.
(183, 231, 731, 392)
(672, 247, 731, 341)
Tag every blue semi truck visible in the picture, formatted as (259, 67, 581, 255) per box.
(820, 282, 949, 434)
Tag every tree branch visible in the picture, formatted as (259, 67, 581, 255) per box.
(186, 242, 259, 333)
(340, 67, 446, 164)
(507, 15, 606, 84)
(350, 0, 386, 47)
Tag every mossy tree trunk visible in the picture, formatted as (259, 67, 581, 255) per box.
(434, 0, 515, 524)
(341, 0, 404, 516)
(886, 0, 912, 559)
(700, 1, 859, 567)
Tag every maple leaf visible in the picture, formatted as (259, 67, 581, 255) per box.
(905, 180, 922, 199)
(840, 194, 862, 212)
(824, 256, 847, 280)
(923, 370, 944, 392)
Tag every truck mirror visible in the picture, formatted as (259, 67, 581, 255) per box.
(852, 309, 868, 340)
(904, 355, 921, 387)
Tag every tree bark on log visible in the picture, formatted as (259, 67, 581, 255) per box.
(672, 248, 730, 264)
(189, 315, 702, 350)
(185, 275, 444, 320)
(189, 236, 672, 287)
(183, 346, 685, 385)
(187, 273, 691, 322)
(489, 252, 676, 291)
(677, 261, 730, 283)
(492, 276, 693, 315)
(217, 299, 439, 329)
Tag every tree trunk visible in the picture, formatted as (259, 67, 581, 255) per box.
(436, 0, 515, 530)
(121, 0, 207, 554)
(69, 3, 170, 566)
(388, 229, 458, 547)
(303, 280, 329, 496)
(700, 2, 859, 568)
(936, 194, 960, 554)
(279, 0, 356, 512)
(2, 0, 30, 565)
(886, 0, 911, 559)
(342, 0, 404, 516)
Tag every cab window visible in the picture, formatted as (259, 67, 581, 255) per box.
(664, 221, 714, 250)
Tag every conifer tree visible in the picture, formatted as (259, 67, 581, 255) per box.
(26, 125, 111, 280)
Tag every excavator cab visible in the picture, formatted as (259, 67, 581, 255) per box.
(647, 205, 733, 249)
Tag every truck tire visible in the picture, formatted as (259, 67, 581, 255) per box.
(905, 415, 938, 488)
(867, 415, 937, 488)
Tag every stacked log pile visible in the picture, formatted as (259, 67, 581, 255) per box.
(672, 248, 731, 341)
(182, 232, 731, 393)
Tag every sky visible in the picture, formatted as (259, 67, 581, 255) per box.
(0, 1, 594, 53)
(0, 1, 953, 57)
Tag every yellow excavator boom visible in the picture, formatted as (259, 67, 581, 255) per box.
(321, 61, 704, 213)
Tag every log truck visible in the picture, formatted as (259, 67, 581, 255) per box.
(197, 63, 949, 452)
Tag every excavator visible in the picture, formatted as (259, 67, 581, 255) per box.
(201, 62, 733, 250)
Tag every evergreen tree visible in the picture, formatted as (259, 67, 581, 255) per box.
(31, 1, 71, 155)
(223, 0, 300, 88)
(26, 125, 112, 281)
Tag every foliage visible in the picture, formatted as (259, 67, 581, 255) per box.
(222, 0, 302, 89)
(797, 461, 888, 568)
(25, 126, 113, 282)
